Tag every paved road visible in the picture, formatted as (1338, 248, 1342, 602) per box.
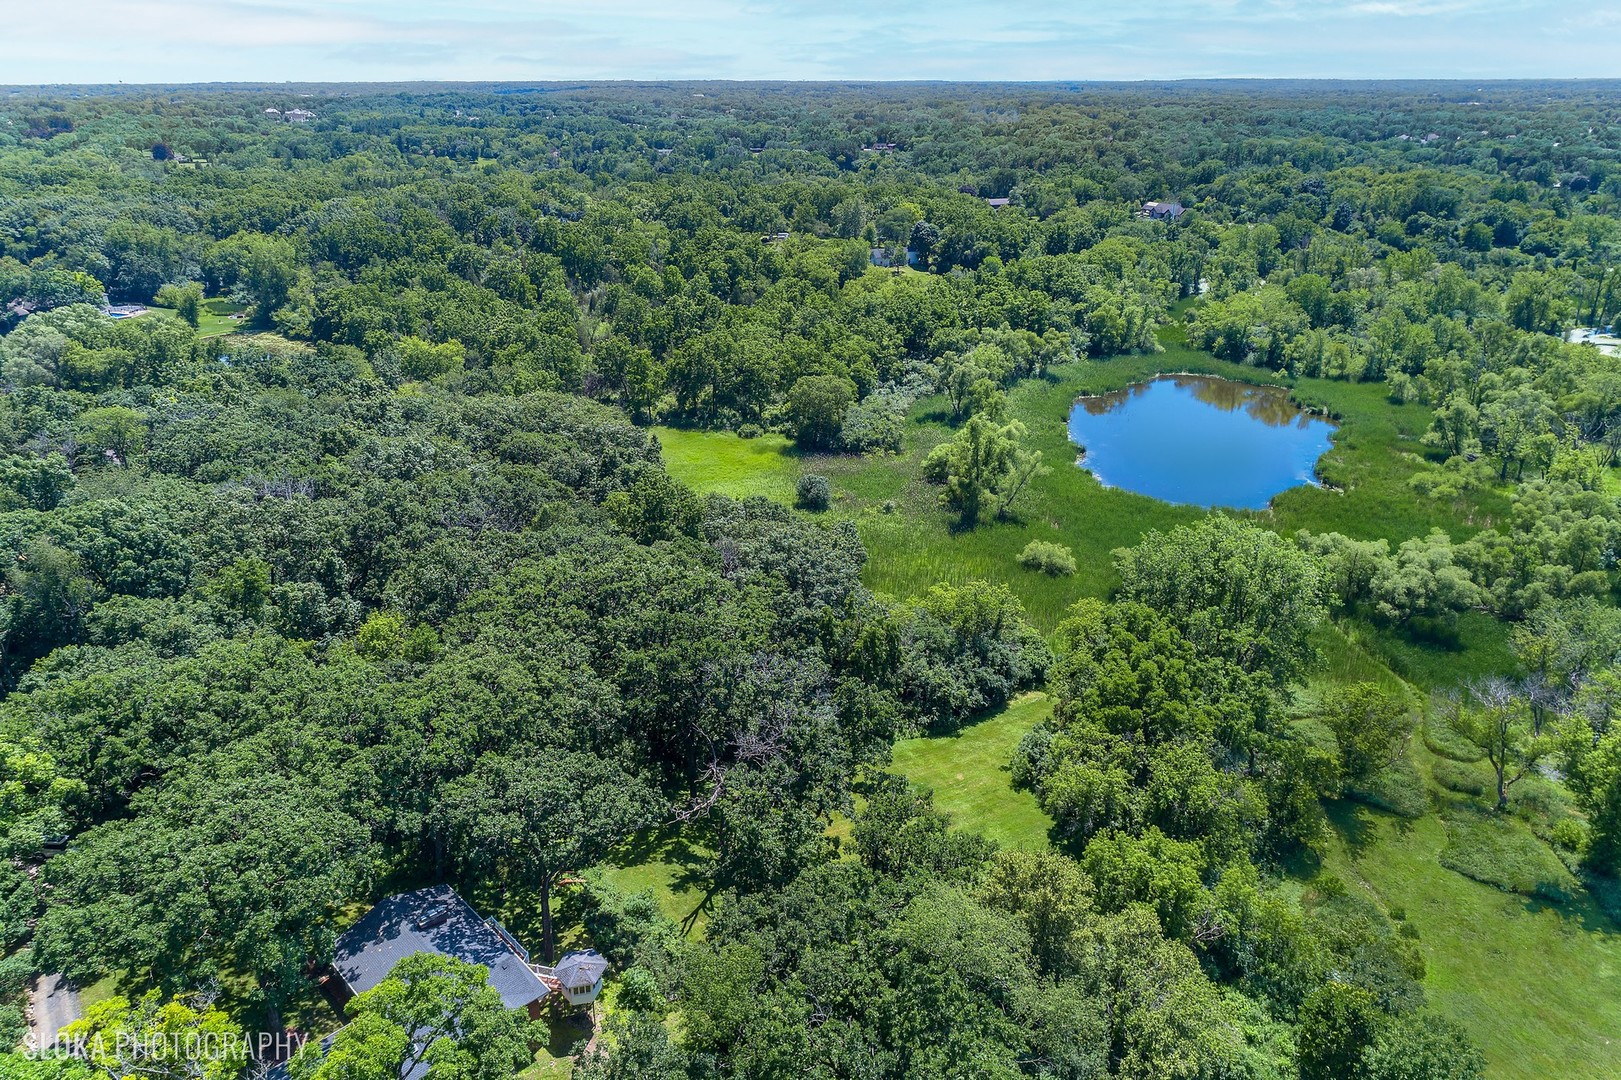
(29, 974, 82, 1050)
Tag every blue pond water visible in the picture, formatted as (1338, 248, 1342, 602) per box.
(1067, 375, 1336, 510)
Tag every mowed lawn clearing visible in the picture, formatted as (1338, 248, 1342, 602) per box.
(598, 830, 715, 936)
(654, 426, 801, 503)
(1319, 792, 1621, 1080)
(149, 296, 249, 338)
(889, 692, 1054, 850)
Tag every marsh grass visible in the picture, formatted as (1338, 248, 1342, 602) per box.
(1346, 757, 1430, 819)
(664, 335, 1519, 646)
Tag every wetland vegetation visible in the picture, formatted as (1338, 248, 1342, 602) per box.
(1, 80, 1619, 1080)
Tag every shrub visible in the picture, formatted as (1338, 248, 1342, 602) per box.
(796, 474, 831, 511)
(1422, 710, 1486, 762)
(1017, 540, 1077, 576)
(1438, 809, 1577, 900)
(839, 396, 905, 453)
(1508, 775, 1573, 832)
(1550, 817, 1588, 858)
(615, 966, 666, 1015)
(1431, 758, 1490, 797)
(1346, 758, 1428, 819)
(737, 423, 762, 440)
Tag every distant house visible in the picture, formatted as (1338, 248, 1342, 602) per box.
(870, 247, 917, 269)
(1140, 200, 1186, 221)
(263, 108, 281, 116)
(285, 109, 315, 123)
(331, 886, 553, 1019)
(533, 950, 609, 1008)
(1567, 327, 1621, 357)
(985, 197, 1011, 209)
(5, 299, 36, 319)
(762, 231, 790, 243)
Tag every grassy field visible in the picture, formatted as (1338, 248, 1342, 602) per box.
(1319, 786, 1621, 1078)
(597, 830, 715, 935)
(883, 672, 1621, 1080)
(889, 692, 1054, 850)
(652, 426, 800, 504)
(659, 329, 1512, 637)
(149, 296, 248, 338)
(648, 334, 1621, 1078)
(825, 340, 1509, 632)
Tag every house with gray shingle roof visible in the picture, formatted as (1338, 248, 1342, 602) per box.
(331, 885, 552, 1017)
(268, 888, 555, 1080)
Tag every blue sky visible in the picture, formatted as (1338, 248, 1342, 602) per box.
(3, 1, 1617, 83)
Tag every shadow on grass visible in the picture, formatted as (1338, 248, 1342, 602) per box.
(1325, 798, 1383, 857)
(606, 827, 717, 933)
(542, 1009, 595, 1058)
(1580, 872, 1621, 931)
(1520, 892, 1621, 937)
(917, 691, 1042, 741)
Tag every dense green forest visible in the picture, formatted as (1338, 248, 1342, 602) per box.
(1, 80, 1620, 1080)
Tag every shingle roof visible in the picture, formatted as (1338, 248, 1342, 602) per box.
(552, 949, 608, 988)
(332, 885, 549, 1012)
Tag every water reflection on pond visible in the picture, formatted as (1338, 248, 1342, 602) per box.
(1067, 375, 1336, 509)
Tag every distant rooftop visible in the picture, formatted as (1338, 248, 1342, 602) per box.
(1141, 200, 1186, 220)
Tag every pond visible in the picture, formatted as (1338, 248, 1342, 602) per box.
(1067, 374, 1336, 509)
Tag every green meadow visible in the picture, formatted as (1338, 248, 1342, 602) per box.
(652, 426, 800, 504)
(149, 296, 249, 338)
(889, 691, 1054, 851)
(662, 329, 1512, 637)
(881, 652, 1621, 1080)
(650, 336, 1620, 1079)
